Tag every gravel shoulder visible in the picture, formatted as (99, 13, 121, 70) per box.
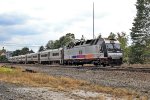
(0, 82, 74, 100)
(0, 82, 122, 100)
(1, 63, 150, 99)
(12, 64, 150, 97)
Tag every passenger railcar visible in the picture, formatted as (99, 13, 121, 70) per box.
(31, 53, 39, 64)
(40, 48, 62, 64)
(26, 53, 33, 64)
(8, 37, 123, 67)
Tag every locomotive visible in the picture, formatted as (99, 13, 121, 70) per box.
(8, 37, 123, 66)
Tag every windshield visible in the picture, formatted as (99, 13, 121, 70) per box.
(106, 43, 121, 52)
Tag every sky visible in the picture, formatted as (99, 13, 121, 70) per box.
(0, 0, 137, 52)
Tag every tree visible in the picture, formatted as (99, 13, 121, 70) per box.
(0, 55, 8, 62)
(12, 50, 21, 56)
(21, 47, 29, 55)
(143, 0, 150, 56)
(108, 32, 116, 39)
(117, 32, 129, 62)
(29, 49, 34, 53)
(12, 47, 35, 56)
(45, 40, 55, 49)
(117, 32, 128, 50)
(130, 0, 150, 64)
(45, 33, 75, 49)
(58, 33, 75, 47)
(38, 46, 45, 52)
(2, 47, 6, 53)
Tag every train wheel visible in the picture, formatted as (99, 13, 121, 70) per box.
(110, 64, 114, 67)
(103, 64, 106, 67)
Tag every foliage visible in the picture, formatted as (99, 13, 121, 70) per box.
(0, 55, 8, 62)
(45, 40, 55, 49)
(12, 47, 35, 56)
(29, 49, 34, 53)
(12, 50, 21, 56)
(45, 33, 75, 49)
(1, 47, 6, 53)
(116, 32, 129, 63)
(108, 32, 116, 39)
(0, 67, 14, 74)
(129, 44, 145, 64)
(38, 46, 45, 52)
(130, 0, 150, 64)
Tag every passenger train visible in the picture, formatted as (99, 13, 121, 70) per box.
(8, 37, 123, 67)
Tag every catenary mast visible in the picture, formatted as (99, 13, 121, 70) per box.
(93, 2, 95, 39)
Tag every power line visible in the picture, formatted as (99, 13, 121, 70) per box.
(93, 2, 95, 39)
(0, 43, 42, 47)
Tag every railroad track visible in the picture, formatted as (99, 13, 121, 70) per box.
(57, 65, 150, 73)
(2, 63, 150, 73)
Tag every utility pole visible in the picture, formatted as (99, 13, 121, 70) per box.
(93, 2, 95, 39)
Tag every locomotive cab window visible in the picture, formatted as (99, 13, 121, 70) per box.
(106, 43, 122, 53)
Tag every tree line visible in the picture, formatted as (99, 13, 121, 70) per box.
(12, 47, 34, 56)
(38, 33, 75, 52)
(130, 0, 150, 64)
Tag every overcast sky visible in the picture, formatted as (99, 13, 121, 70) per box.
(0, 0, 137, 52)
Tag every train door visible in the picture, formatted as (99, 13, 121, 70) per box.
(101, 42, 108, 57)
(25, 55, 27, 64)
(48, 52, 50, 64)
(38, 54, 40, 64)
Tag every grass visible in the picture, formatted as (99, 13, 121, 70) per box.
(0, 67, 14, 74)
(121, 63, 150, 68)
(0, 66, 148, 99)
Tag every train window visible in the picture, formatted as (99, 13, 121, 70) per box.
(41, 54, 48, 57)
(100, 46, 103, 52)
(33, 56, 37, 58)
(28, 56, 31, 58)
(53, 53, 59, 56)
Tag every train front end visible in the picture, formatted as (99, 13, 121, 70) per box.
(104, 39, 123, 66)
